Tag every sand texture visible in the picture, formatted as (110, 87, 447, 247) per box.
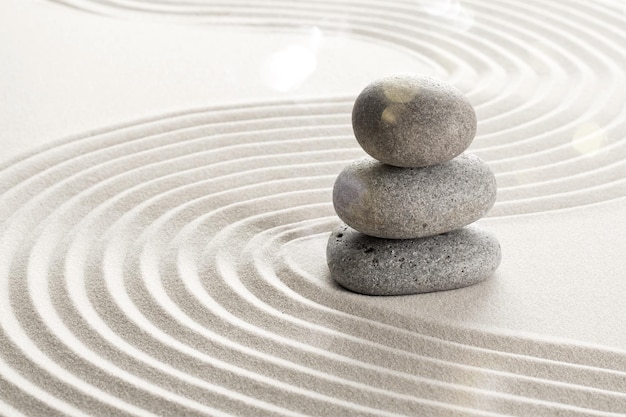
(1, 0, 626, 416)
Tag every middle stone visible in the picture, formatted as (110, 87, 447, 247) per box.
(332, 153, 497, 239)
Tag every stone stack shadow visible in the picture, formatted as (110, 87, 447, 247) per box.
(327, 74, 501, 295)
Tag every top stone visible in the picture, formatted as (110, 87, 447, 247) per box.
(352, 74, 477, 168)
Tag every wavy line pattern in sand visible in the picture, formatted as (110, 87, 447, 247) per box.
(2, 0, 626, 416)
(46, 0, 626, 216)
(1, 99, 626, 416)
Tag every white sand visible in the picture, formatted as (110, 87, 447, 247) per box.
(1, 0, 626, 416)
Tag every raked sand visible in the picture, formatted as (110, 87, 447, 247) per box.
(1, 0, 626, 416)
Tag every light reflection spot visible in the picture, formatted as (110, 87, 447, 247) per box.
(383, 80, 419, 103)
(381, 106, 399, 124)
(260, 45, 317, 92)
(571, 122, 609, 155)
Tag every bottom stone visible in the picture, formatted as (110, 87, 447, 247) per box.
(327, 223, 501, 295)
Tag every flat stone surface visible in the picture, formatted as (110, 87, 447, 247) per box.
(352, 74, 476, 167)
(327, 223, 501, 295)
(333, 153, 497, 239)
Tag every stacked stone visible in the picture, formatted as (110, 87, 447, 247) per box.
(327, 74, 501, 295)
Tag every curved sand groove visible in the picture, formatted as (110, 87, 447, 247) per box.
(43, 0, 626, 212)
(4, 0, 626, 415)
(168, 198, 620, 412)
(2, 97, 626, 416)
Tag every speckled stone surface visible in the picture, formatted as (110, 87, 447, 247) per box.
(327, 223, 501, 295)
(352, 74, 476, 168)
(332, 153, 497, 239)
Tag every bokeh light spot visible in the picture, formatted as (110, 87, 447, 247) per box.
(571, 122, 609, 155)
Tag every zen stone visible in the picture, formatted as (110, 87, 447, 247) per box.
(327, 223, 501, 295)
(333, 153, 496, 239)
(352, 74, 476, 167)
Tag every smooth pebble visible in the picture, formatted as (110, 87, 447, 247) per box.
(352, 74, 476, 167)
(332, 153, 496, 239)
(327, 223, 501, 295)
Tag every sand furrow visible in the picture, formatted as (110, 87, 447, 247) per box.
(2, 0, 626, 415)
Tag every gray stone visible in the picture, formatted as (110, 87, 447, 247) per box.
(327, 223, 501, 295)
(352, 74, 476, 167)
(332, 153, 496, 239)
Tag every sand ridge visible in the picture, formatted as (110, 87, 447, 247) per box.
(2, 0, 626, 415)
(1, 100, 626, 416)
